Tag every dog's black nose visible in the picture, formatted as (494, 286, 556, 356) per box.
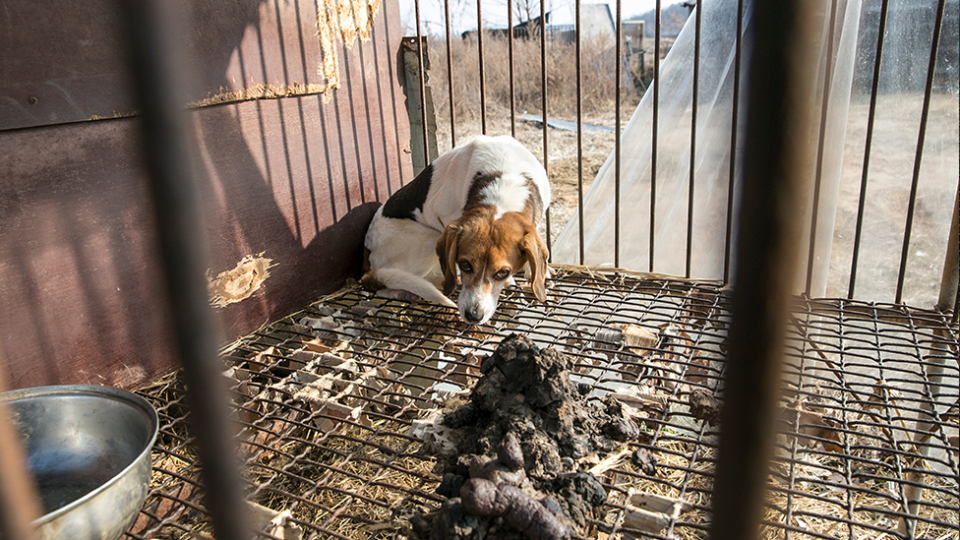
(464, 308, 483, 324)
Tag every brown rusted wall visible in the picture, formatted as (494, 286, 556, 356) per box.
(0, 0, 413, 391)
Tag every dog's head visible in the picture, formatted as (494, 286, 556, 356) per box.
(436, 208, 549, 325)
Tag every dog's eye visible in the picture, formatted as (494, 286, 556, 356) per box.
(458, 260, 473, 274)
(493, 268, 510, 280)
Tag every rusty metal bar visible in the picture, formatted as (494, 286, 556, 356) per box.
(939, 191, 959, 315)
(0, 367, 41, 540)
(723, 0, 745, 284)
(903, 199, 958, 535)
(650, 0, 661, 273)
(687, 0, 702, 279)
(710, 0, 816, 537)
(541, 0, 551, 263)
(476, 0, 487, 135)
(953, 285, 959, 327)
(117, 1, 246, 539)
(443, 0, 456, 149)
(805, 0, 839, 296)
(508, 0, 516, 137)
(897, 0, 948, 304)
(413, 0, 430, 164)
(576, 0, 585, 266)
(614, 0, 622, 268)
(849, 0, 890, 300)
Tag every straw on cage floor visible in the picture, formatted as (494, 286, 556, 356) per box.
(127, 269, 959, 540)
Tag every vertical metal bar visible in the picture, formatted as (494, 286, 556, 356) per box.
(724, 0, 745, 284)
(477, 0, 487, 135)
(687, 0, 703, 279)
(849, 0, 890, 299)
(444, 0, 456, 149)
(615, 0, 622, 268)
(576, 0, 584, 265)
(938, 191, 959, 313)
(953, 281, 959, 327)
(413, 0, 430, 164)
(541, 0, 551, 263)
(903, 193, 957, 533)
(650, 0, 661, 273)
(0, 368, 41, 540)
(117, 1, 246, 539)
(805, 0, 839, 296)
(901, 311, 954, 537)
(710, 0, 816, 538)
(508, 0, 516, 137)
(896, 0, 947, 304)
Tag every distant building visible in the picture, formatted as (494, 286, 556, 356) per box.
(539, 3, 616, 44)
(462, 2, 616, 45)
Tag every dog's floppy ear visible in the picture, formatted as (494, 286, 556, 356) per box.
(436, 223, 462, 296)
(521, 229, 549, 303)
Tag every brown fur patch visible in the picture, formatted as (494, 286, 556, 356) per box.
(522, 173, 544, 225)
(447, 207, 535, 293)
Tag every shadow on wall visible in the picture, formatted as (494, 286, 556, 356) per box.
(0, 0, 412, 390)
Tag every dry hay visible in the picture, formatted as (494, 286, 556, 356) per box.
(138, 375, 958, 540)
(132, 282, 958, 539)
(595, 437, 714, 540)
(245, 417, 440, 539)
(135, 373, 208, 540)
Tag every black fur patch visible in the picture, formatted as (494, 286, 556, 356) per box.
(382, 163, 433, 220)
(468, 171, 544, 224)
(467, 171, 502, 204)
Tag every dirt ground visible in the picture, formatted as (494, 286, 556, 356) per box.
(830, 93, 958, 307)
(433, 92, 958, 308)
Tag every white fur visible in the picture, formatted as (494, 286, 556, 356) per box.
(480, 173, 531, 218)
(458, 278, 509, 326)
(369, 268, 457, 307)
(363, 135, 551, 320)
(416, 135, 550, 229)
(364, 206, 457, 308)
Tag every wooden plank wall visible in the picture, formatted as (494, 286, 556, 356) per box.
(0, 0, 413, 391)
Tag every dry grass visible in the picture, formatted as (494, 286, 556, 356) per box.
(428, 33, 636, 122)
(132, 281, 959, 539)
(136, 373, 958, 539)
(247, 418, 436, 539)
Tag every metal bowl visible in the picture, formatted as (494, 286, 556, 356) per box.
(1, 385, 158, 540)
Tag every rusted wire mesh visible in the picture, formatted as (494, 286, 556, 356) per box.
(127, 269, 958, 540)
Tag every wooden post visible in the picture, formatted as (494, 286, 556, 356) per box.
(403, 36, 439, 175)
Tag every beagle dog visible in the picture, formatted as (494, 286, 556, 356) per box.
(362, 135, 551, 325)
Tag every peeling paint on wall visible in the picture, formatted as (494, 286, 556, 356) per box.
(316, 0, 382, 101)
(188, 83, 332, 108)
(208, 253, 276, 308)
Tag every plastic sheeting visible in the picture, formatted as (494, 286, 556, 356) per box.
(553, 0, 959, 305)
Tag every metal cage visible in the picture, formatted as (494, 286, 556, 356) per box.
(0, 1, 956, 540)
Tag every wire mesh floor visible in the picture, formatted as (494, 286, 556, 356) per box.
(127, 269, 959, 540)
